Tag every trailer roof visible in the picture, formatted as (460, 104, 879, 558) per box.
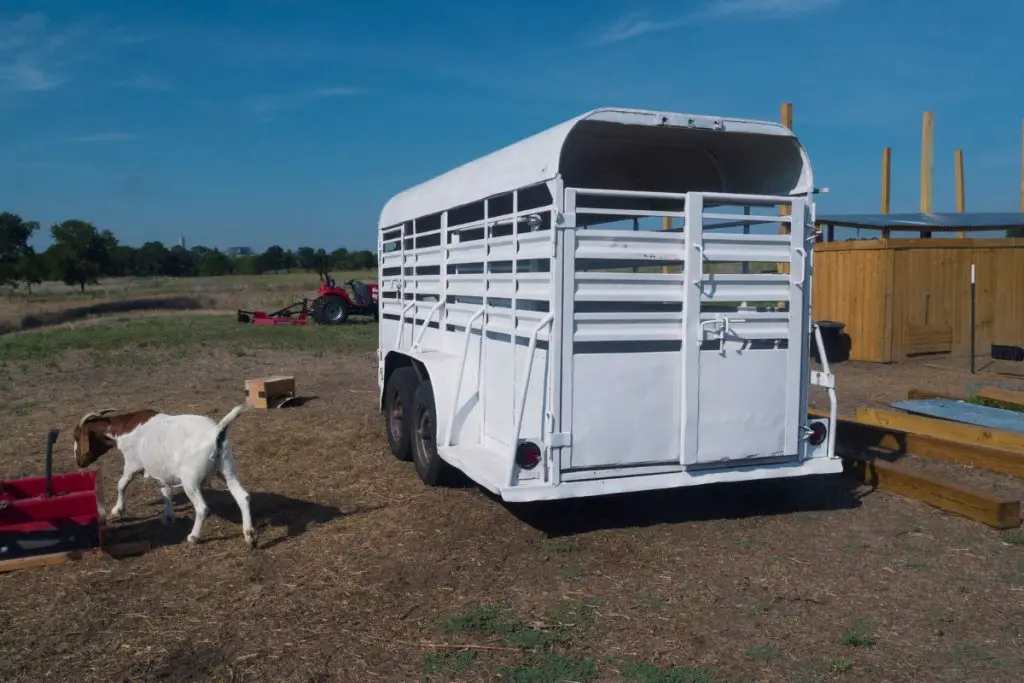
(815, 211, 1024, 231)
(379, 107, 807, 228)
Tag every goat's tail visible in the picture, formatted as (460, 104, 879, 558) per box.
(214, 403, 250, 452)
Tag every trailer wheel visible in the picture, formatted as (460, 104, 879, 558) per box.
(411, 380, 445, 486)
(383, 367, 418, 461)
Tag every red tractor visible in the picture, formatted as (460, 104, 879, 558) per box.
(310, 272, 379, 325)
(236, 272, 379, 326)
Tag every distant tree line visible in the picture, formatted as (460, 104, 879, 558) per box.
(0, 212, 376, 293)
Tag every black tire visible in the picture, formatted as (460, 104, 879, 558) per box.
(312, 295, 349, 325)
(411, 380, 446, 486)
(383, 367, 418, 461)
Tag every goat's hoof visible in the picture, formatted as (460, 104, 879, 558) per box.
(186, 534, 200, 545)
(244, 531, 257, 550)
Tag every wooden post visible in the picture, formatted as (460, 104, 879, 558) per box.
(779, 102, 793, 276)
(955, 149, 966, 237)
(881, 147, 891, 239)
(920, 111, 934, 238)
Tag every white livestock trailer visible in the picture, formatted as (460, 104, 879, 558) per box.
(376, 107, 840, 502)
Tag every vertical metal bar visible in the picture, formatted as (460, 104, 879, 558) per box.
(512, 191, 519, 420)
(558, 185, 577, 476)
(45, 428, 59, 498)
(970, 263, 976, 375)
(681, 193, 703, 466)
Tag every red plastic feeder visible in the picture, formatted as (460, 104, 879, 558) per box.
(0, 429, 104, 561)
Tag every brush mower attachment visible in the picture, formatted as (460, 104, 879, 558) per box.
(237, 299, 310, 326)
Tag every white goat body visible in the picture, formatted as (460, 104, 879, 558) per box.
(79, 404, 255, 548)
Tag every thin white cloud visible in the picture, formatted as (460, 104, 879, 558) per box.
(245, 85, 364, 123)
(0, 12, 151, 92)
(0, 60, 63, 91)
(592, 0, 841, 45)
(67, 132, 142, 142)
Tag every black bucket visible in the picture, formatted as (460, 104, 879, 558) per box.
(811, 320, 848, 363)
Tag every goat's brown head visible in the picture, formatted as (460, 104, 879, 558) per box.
(73, 409, 119, 467)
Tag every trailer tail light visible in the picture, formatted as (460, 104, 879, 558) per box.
(515, 441, 541, 470)
(807, 421, 827, 446)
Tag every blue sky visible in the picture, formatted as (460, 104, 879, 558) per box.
(1, 0, 1022, 252)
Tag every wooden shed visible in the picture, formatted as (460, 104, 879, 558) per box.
(811, 213, 1024, 363)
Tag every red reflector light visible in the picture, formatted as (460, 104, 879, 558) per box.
(807, 421, 827, 446)
(515, 442, 541, 470)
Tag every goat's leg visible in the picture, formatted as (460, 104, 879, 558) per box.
(220, 453, 256, 549)
(159, 485, 175, 525)
(109, 465, 141, 520)
(181, 481, 209, 545)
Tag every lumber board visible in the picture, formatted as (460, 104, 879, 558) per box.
(977, 386, 1024, 409)
(856, 405, 1024, 453)
(822, 409, 1024, 480)
(0, 549, 91, 574)
(844, 455, 1020, 529)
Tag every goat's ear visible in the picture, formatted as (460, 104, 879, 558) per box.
(82, 424, 115, 465)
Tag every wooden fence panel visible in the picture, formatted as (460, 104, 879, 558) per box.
(812, 238, 1024, 363)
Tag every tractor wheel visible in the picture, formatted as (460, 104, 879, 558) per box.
(312, 295, 349, 325)
(411, 380, 447, 486)
(383, 367, 418, 461)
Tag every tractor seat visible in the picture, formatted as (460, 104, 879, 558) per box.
(350, 281, 370, 306)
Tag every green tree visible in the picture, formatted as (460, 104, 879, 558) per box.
(198, 248, 233, 276)
(312, 248, 331, 277)
(135, 241, 172, 276)
(17, 246, 46, 292)
(295, 246, 318, 271)
(259, 245, 289, 274)
(49, 220, 115, 292)
(169, 245, 198, 277)
(0, 212, 39, 286)
(107, 245, 138, 277)
(233, 254, 263, 275)
(329, 247, 350, 270)
(349, 249, 377, 270)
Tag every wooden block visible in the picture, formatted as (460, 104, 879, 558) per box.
(977, 386, 1024, 409)
(856, 406, 1024, 453)
(844, 455, 1020, 529)
(904, 324, 952, 356)
(0, 549, 92, 574)
(823, 410, 1024, 480)
(244, 375, 296, 409)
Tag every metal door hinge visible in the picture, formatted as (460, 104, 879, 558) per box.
(548, 432, 572, 448)
(810, 371, 835, 389)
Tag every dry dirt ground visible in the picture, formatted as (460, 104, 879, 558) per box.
(2, 325, 1024, 683)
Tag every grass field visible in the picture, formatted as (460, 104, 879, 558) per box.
(0, 270, 377, 335)
(2, 312, 1024, 682)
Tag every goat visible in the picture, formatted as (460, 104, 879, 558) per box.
(73, 404, 256, 548)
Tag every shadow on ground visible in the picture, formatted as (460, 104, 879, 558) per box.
(500, 473, 862, 537)
(108, 488, 359, 550)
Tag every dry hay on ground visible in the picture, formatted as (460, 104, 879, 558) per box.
(1, 341, 1023, 682)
